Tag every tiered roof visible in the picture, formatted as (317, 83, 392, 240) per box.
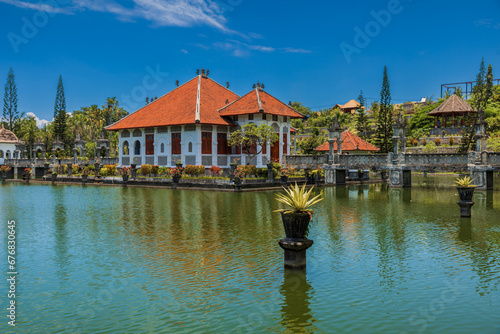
(428, 94, 475, 115)
(107, 75, 240, 131)
(218, 88, 303, 118)
(314, 130, 380, 152)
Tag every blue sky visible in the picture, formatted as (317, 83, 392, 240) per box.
(0, 0, 499, 126)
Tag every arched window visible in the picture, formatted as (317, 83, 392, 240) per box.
(134, 141, 141, 155)
(188, 142, 193, 153)
(160, 143, 165, 153)
(123, 141, 129, 155)
(6, 150, 11, 159)
(133, 129, 142, 137)
(0, 150, 3, 158)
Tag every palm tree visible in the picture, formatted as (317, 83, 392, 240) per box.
(84, 105, 104, 159)
(18, 116, 39, 158)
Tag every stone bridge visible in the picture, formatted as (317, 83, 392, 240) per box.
(283, 152, 500, 190)
(3, 158, 119, 178)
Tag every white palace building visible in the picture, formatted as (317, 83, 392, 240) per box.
(106, 70, 303, 168)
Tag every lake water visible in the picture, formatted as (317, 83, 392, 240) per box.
(1, 176, 499, 333)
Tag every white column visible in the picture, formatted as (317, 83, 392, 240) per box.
(195, 125, 202, 166)
(167, 126, 172, 166)
(153, 128, 158, 165)
(181, 126, 186, 166)
(279, 125, 284, 164)
(141, 129, 146, 166)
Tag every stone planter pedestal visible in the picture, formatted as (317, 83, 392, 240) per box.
(233, 177, 243, 192)
(278, 239, 314, 269)
(457, 187, 475, 217)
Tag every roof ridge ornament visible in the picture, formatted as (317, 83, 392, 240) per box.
(254, 82, 264, 91)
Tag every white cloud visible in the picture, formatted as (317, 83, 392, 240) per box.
(180, 49, 188, 54)
(0, 0, 71, 13)
(2, 0, 235, 31)
(210, 40, 312, 57)
(26, 112, 51, 128)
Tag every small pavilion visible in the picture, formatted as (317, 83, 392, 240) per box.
(428, 94, 476, 128)
(314, 130, 380, 154)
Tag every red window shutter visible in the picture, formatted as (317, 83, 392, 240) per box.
(262, 142, 267, 154)
(217, 133, 228, 154)
(172, 133, 181, 154)
(202, 132, 212, 154)
(146, 134, 154, 155)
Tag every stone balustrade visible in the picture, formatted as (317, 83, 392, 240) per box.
(283, 155, 328, 169)
(4, 157, 119, 167)
(284, 152, 500, 172)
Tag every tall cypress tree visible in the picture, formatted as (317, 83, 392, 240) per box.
(374, 66, 393, 153)
(485, 64, 494, 104)
(3, 67, 19, 131)
(53, 75, 67, 143)
(472, 57, 487, 110)
(460, 59, 492, 153)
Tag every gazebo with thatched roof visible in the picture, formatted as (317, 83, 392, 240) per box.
(428, 94, 476, 128)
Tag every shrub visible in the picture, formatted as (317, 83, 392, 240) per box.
(151, 165, 160, 176)
(104, 165, 118, 176)
(449, 137, 454, 146)
(140, 164, 152, 176)
(158, 167, 169, 176)
(434, 138, 441, 146)
(421, 138, 427, 146)
(72, 164, 79, 174)
(423, 142, 437, 153)
(209, 166, 222, 176)
(256, 168, 268, 178)
(243, 165, 257, 177)
(87, 165, 95, 172)
(184, 165, 205, 176)
(100, 167, 108, 176)
(234, 165, 246, 179)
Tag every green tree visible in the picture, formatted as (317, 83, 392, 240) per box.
(485, 64, 494, 103)
(297, 127, 327, 155)
(3, 67, 19, 131)
(374, 66, 393, 153)
(229, 123, 279, 164)
(355, 90, 369, 139)
(407, 101, 443, 139)
(83, 104, 104, 159)
(17, 116, 39, 158)
(53, 75, 67, 144)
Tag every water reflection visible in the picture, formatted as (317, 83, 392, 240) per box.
(280, 269, 316, 333)
(458, 219, 472, 242)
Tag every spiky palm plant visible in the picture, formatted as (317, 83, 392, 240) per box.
(274, 183, 324, 214)
(454, 176, 476, 188)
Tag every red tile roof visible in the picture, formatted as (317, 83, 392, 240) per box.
(314, 130, 380, 152)
(107, 76, 240, 131)
(218, 88, 304, 118)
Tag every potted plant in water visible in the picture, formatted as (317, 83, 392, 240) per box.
(233, 165, 246, 186)
(23, 168, 32, 182)
(1, 165, 11, 181)
(455, 175, 476, 217)
(82, 167, 89, 182)
(121, 167, 130, 182)
(279, 167, 295, 185)
(170, 166, 183, 184)
(455, 175, 476, 201)
(51, 170, 57, 182)
(274, 183, 324, 239)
